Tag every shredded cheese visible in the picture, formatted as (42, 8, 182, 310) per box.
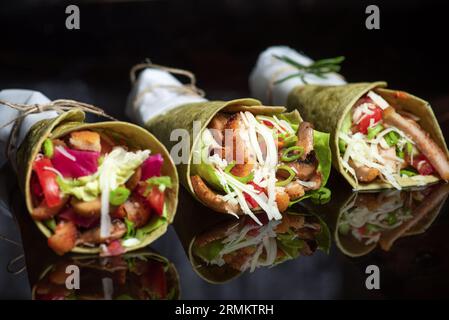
(367, 91, 390, 110)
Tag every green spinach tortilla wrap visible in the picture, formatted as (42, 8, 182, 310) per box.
(250, 47, 449, 190)
(32, 251, 180, 300)
(335, 183, 449, 257)
(128, 66, 332, 227)
(287, 82, 449, 190)
(14, 106, 178, 256)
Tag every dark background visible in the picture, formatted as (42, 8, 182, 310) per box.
(1, 0, 449, 300)
(1, 0, 449, 123)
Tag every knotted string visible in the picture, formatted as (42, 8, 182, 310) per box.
(0, 99, 117, 167)
(129, 59, 205, 111)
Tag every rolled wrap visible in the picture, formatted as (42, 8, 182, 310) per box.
(250, 47, 449, 189)
(287, 82, 449, 189)
(127, 66, 332, 214)
(16, 108, 179, 254)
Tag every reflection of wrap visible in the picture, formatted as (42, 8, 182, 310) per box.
(15, 108, 178, 254)
(31, 250, 180, 300)
(335, 183, 449, 257)
(174, 189, 330, 284)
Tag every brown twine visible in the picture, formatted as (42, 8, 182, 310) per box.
(7, 254, 26, 275)
(0, 99, 117, 166)
(1, 235, 25, 275)
(129, 59, 205, 111)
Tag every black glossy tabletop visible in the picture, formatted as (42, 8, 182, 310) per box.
(1, 0, 449, 300)
(1, 162, 448, 299)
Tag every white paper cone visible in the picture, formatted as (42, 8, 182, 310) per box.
(0, 89, 57, 168)
(126, 68, 206, 126)
(249, 46, 347, 105)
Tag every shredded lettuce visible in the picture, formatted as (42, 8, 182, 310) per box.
(57, 175, 100, 202)
(98, 147, 150, 190)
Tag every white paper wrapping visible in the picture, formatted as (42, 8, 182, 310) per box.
(249, 46, 347, 106)
(0, 89, 57, 168)
(126, 68, 206, 125)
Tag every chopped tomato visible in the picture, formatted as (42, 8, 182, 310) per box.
(248, 181, 266, 194)
(31, 173, 43, 198)
(262, 120, 274, 128)
(244, 182, 266, 208)
(357, 106, 383, 134)
(146, 186, 165, 216)
(244, 192, 259, 208)
(33, 157, 62, 207)
(412, 155, 435, 176)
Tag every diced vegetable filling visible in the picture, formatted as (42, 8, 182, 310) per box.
(191, 111, 329, 225)
(31, 130, 172, 256)
(338, 91, 449, 189)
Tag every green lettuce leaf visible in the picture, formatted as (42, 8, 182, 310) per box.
(135, 216, 167, 240)
(313, 130, 332, 187)
(57, 175, 99, 202)
(193, 239, 225, 262)
(190, 131, 224, 191)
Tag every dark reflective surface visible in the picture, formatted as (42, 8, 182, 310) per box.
(31, 251, 180, 300)
(1, 0, 449, 299)
(1, 163, 449, 299)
